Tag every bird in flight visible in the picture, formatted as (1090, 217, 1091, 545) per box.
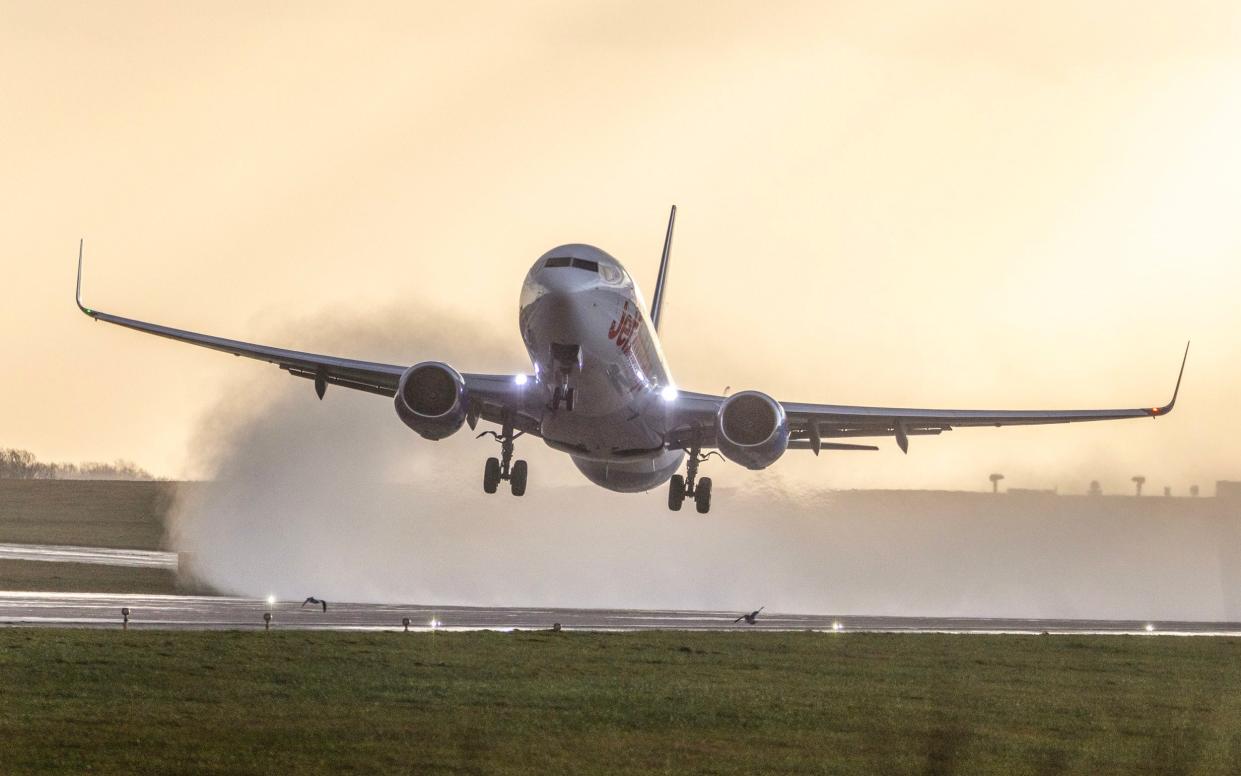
(302, 596, 327, 612)
(734, 607, 764, 625)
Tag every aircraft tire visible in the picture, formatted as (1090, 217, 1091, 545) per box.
(511, 460, 528, 496)
(484, 457, 501, 494)
(695, 477, 712, 514)
(668, 474, 685, 511)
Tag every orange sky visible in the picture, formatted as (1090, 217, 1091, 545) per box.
(3, 1, 1239, 492)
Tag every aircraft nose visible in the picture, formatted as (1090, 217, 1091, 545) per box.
(536, 286, 582, 333)
(526, 261, 602, 346)
(539, 267, 588, 296)
(536, 266, 596, 315)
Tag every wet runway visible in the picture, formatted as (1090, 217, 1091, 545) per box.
(0, 542, 178, 569)
(1, 591, 1239, 635)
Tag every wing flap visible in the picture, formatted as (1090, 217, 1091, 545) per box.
(284, 366, 398, 398)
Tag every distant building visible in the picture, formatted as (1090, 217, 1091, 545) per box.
(1218, 481, 1241, 500)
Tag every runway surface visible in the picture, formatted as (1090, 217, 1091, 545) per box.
(0, 542, 178, 569)
(2, 591, 1240, 635)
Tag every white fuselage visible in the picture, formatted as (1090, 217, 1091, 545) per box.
(518, 244, 684, 492)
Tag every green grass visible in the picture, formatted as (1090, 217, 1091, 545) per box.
(0, 559, 181, 595)
(0, 480, 206, 593)
(2, 630, 1241, 775)
(0, 480, 176, 550)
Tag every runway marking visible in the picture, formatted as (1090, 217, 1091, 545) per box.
(0, 543, 178, 569)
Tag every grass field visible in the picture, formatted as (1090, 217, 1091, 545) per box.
(0, 559, 180, 595)
(2, 629, 1241, 775)
(0, 479, 195, 593)
(0, 480, 175, 550)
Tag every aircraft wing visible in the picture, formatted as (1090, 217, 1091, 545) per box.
(74, 244, 534, 432)
(666, 344, 1189, 454)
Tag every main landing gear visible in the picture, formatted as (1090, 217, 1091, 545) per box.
(478, 421, 527, 496)
(668, 448, 722, 514)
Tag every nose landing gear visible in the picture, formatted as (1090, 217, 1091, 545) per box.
(548, 342, 580, 412)
(479, 420, 527, 496)
(549, 385, 575, 412)
(668, 448, 721, 514)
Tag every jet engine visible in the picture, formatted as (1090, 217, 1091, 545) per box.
(715, 390, 789, 470)
(394, 361, 469, 440)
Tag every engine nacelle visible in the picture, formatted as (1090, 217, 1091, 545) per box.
(394, 361, 469, 440)
(715, 390, 789, 470)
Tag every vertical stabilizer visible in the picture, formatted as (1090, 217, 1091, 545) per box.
(650, 205, 676, 331)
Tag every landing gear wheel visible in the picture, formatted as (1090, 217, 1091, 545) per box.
(550, 386, 576, 411)
(510, 460, 528, 496)
(478, 416, 527, 497)
(668, 474, 685, 511)
(483, 457, 501, 494)
(695, 477, 713, 514)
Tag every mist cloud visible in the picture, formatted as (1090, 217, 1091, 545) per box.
(168, 308, 1241, 620)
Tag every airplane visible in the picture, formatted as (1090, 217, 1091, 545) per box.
(75, 207, 1188, 514)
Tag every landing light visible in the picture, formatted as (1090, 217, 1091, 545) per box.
(660, 385, 679, 402)
(1145, 623, 1155, 632)
(266, 595, 276, 606)
(514, 374, 528, 386)
(831, 621, 843, 632)
(429, 618, 442, 629)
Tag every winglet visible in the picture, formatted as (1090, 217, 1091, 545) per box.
(650, 205, 676, 331)
(75, 239, 95, 317)
(1149, 342, 1190, 417)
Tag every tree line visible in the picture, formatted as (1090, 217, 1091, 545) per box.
(0, 448, 156, 480)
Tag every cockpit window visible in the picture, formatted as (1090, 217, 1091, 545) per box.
(545, 256, 600, 273)
(599, 264, 624, 284)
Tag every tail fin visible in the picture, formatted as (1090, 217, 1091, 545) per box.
(650, 205, 676, 331)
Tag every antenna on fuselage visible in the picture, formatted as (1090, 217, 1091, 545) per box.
(650, 205, 676, 332)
